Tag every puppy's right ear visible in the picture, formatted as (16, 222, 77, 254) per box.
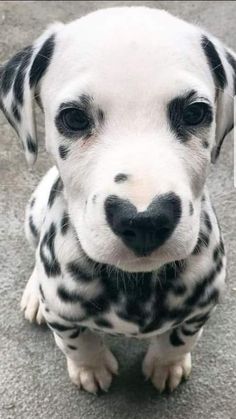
(0, 22, 63, 165)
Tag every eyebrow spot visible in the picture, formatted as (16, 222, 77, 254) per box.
(114, 173, 129, 183)
(79, 94, 93, 107)
(98, 108, 104, 122)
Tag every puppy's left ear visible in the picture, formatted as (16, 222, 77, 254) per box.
(201, 34, 236, 163)
(0, 22, 63, 165)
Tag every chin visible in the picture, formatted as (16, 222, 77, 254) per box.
(80, 237, 187, 273)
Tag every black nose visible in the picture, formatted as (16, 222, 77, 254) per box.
(105, 193, 181, 256)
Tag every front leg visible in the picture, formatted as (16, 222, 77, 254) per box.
(143, 317, 207, 392)
(47, 320, 118, 394)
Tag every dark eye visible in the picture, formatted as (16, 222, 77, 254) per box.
(183, 103, 208, 126)
(60, 108, 90, 132)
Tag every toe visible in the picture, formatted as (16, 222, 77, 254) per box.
(152, 366, 168, 393)
(80, 369, 98, 394)
(168, 364, 183, 392)
(105, 349, 119, 375)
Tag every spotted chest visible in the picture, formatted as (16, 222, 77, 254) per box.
(34, 184, 226, 338)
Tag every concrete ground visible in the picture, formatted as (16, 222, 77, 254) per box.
(0, 1, 236, 418)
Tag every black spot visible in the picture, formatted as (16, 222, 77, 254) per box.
(58, 144, 69, 160)
(30, 197, 36, 208)
(11, 102, 21, 122)
(60, 313, 87, 323)
(29, 215, 38, 238)
(158, 260, 186, 281)
(213, 241, 224, 262)
(77, 93, 90, 105)
(40, 223, 61, 277)
(172, 283, 187, 296)
(202, 140, 209, 149)
(13, 46, 33, 105)
(67, 261, 93, 282)
(27, 134, 37, 154)
(169, 328, 185, 346)
(215, 258, 223, 273)
(60, 211, 70, 235)
(98, 108, 104, 122)
(192, 231, 210, 255)
(48, 176, 63, 208)
(168, 307, 192, 323)
(47, 322, 75, 332)
(199, 287, 220, 308)
(67, 345, 77, 350)
(186, 312, 210, 325)
(35, 92, 43, 110)
(100, 264, 153, 304)
(185, 268, 216, 307)
(189, 201, 194, 216)
(114, 173, 128, 183)
(201, 35, 227, 90)
(1, 47, 30, 95)
(213, 246, 220, 262)
(219, 238, 225, 255)
(45, 307, 50, 313)
(213, 122, 234, 161)
(81, 295, 109, 316)
(117, 299, 147, 328)
(69, 329, 81, 339)
(204, 211, 212, 231)
(181, 325, 200, 336)
(226, 51, 236, 95)
(29, 35, 55, 88)
(94, 318, 113, 328)
(92, 194, 97, 204)
(57, 286, 83, 303)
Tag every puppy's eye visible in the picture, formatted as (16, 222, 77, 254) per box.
(60, 108, 90, 132)
(183, 103, 208, 126)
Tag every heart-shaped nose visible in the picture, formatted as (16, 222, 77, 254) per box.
(105, 193, 181, 256)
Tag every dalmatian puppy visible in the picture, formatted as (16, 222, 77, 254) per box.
(0, 7, 235, 394)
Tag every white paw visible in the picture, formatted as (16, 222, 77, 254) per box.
(20, 271, 45, 324)
(143, 352, 191, 393)
(67, 347, 118, 394)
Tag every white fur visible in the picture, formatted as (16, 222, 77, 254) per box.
(2, 7, 233, 394)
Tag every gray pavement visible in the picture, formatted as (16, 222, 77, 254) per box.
(0, 1, 236, 418)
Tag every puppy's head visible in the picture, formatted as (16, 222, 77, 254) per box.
(1, 7, 235, 272)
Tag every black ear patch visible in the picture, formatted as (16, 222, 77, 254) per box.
(201, 35, 227, 90)
(226, 51, 236, 96)
(0, 46, 32, 97)
(29, 34, 55, 88)
(13, 46, 33, 106)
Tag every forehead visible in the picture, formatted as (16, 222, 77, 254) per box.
(42, 8, 214, 106)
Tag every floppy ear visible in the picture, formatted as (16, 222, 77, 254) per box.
(0, 22, 63, 165)
(201, 34, 236, 163)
